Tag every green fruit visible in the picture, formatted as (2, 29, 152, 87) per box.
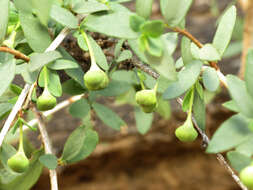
(84, 70, 109, 90)
(7, 152, 29, 173)
(175, 121, 198, 142)
(135, 89, 157, 113)
(240, 165, 253, 189)
(37, 89, 57, 111)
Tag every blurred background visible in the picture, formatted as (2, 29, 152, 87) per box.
(30, 0, 246, 189)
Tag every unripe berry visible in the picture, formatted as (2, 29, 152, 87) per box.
(175, 120, 198, 142)
(84, 70, 109, 91)
(7, 152, 29, 173)
(135, 89, 157, 113)
(240, 165, 253, 189)
(37, 88, 57, 111)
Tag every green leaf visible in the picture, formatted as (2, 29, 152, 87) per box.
(92, 102, 126, 130)
(227, 151, 251, 172)
(182, 89, 192, 112)
(0, 103, 13, 118)
(212, 6, 237, 56)
(140, 20, 164, 37)
(199, 44, 221, 61)
(116, 50, 132, 63)
(83, 4, 138, 39)
(163, 60, 202, 99)
(62, 79, 86, 95)
(222, 100, 239, 113)
(114, 39, 125, 58)
(61, 125, 87, 162)
(50, 4, 78, 29)
(134, 107, 153, 134)
(69, 99, 90, 118)
(58, 47, 85, 88)
(39, 154, 58, 170)
(31, 0, 53, 26)
(0, 149, 44, 190)
(29, 51, 62, 71)
(88, 35, 109, 71)
(193, 89, 206, 131)
(236, 136, 253, 157)
(129, 14, 146, 32)
(136, 0, 153, 19)
(162, 32, 178, 55)
(111, 70, 138, 84)
(96, 80, 131, 97)
(245, 49, 253, 99)
(207, 114, 252, 153)
(38, 68, 62, 97)
(77, 34, 88, 51)
(128, 39, 148, 63)
(223, 41, 242, 59)
(72, 0, 109, 14)
(143, 35, 163, 57)
(0, 59, 16, 96)
(47, 59, 79, 70)
(156, 97, 171, 120)
(66, 128, 98, 163)
(0, 0, 9, 44)
(202, 67, 220, 92)
(14, 0, 32, 13)
(19, 11, 51, 52)
(160, 0, 193, 27)
(181, 36, 194, 65)
(227, 75, 253, 118)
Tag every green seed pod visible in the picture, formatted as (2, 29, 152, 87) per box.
(37, 88, 57, 111)
(240, 165, 253, 189)
(175, 120, 198, 142)
(7, 152, 29, 173)
(135, 89, 157, 113)
(84, 70, 109, 90)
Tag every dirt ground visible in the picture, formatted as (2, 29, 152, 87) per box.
(31, 0, 244, 189)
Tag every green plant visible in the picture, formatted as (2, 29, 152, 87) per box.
(0, 0, 252, 189)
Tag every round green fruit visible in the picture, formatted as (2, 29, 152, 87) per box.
(240, 165, 253, 189)
(7, 152, 29, 173)
(84, 70, 109, 90)
(37, 89, 57, 111)
(135, 89, 157, 113)
(175, 122, 198, 142)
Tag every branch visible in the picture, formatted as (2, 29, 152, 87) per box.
(0, 27, 71, 148)
(0, 46, 30, 62)
(132, 61, 247, 190)
(32, 107, 58, 190)
(168, 27, 220, 71)
(0, 84, 31, 146)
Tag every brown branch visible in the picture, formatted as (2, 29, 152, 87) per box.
(239, 0, 253, 79)
(0, 46, 30, 62)
(132, 60, 247, 190)
(168, 27, 219, 71)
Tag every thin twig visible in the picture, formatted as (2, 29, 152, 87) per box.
(24, 94, 85, 129)
(0, 46, 30, 62)
(0, 84, 31, 146)
(32, 107, 58, 190)
(0, 27, 71, 148)
(132, 60, 247, 190)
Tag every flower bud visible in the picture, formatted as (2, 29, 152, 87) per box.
(37, 88, 57, 111)
(84, 70, 109, 91)
(175, 120, 198, 142)
(135, 89, 157, 113)
(7, 152, 29, 173)
(240, 165, 253, 189)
